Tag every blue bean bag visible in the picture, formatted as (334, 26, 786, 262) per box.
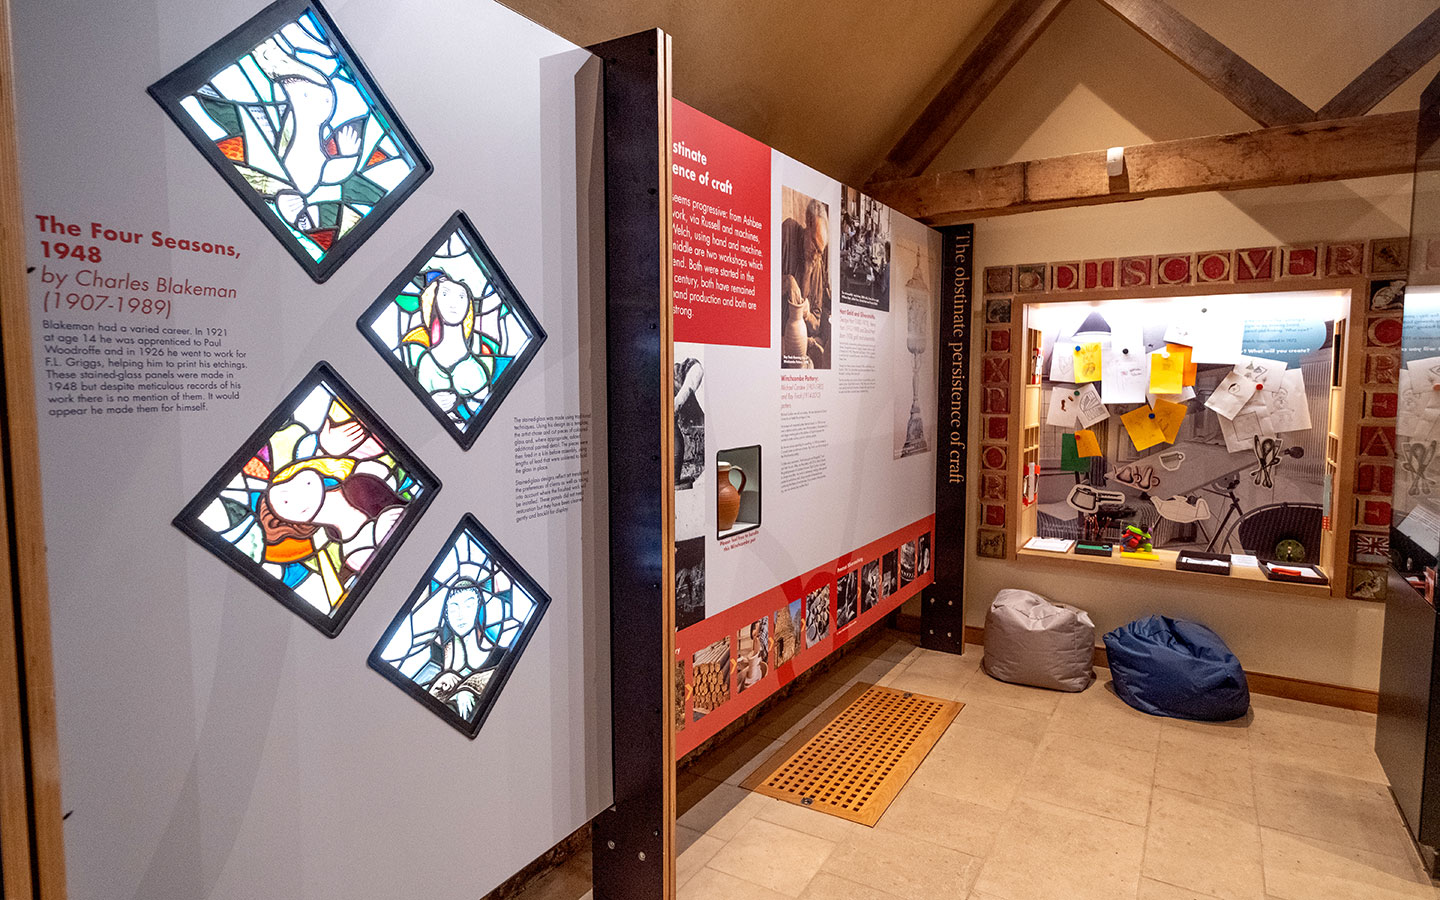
(1103, 615, 1249, 721)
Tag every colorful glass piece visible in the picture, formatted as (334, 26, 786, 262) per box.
(149, 0, 430, 281)
(370, 515, 549, 737)
(359, 211, 546, 447)
(174, 362, 439, 636)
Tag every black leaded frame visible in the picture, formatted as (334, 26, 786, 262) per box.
(148, 0, 432, 282)
(173, 362, 440, 637)
(369, 514, 551, 738)
(357, 211, 546, 448)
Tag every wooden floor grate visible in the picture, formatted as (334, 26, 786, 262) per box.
(741, 682, 961, 826)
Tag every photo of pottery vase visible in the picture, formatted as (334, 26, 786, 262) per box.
(782, 288, 811, 367)
(717, 461, 746, 532)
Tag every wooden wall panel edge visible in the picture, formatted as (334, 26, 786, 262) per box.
(658, 30, 676, 900)
(0, 0, 67, 893)
(0, 449, 34, 898)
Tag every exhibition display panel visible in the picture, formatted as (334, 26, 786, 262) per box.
(5, 0, 614, 897)
(667, 101, 942, 757)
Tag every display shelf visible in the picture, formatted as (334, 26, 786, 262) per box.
(1016, 547, 1331, 598)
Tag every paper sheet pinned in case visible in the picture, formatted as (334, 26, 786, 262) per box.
(1151, 398, 1187, 443)
(1120, 404, 1168, 451)
(1075, 383, 1108, 427)
(1149, 348, 1185, 394)
(1073, 342, 1103, 383)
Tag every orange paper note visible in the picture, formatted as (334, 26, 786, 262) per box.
(1121, 404, 1168, 451)
(1165, 343, 1196, 386)
(1149, 348, 1185, 394)
(1075, 429, 1101, 457)
(1073, 342, 1103, 383)
(1152, 398, 1187, 443)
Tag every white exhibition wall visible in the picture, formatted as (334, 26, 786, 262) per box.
(671, 101, 940, 754)
(964, 177, 1413, 690)
(14, 1, 610, 897)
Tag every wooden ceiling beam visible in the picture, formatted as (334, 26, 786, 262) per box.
(1095, 0, 1314, 126)
(1317, 8, 1440, 120)
(866, 0, 1071, 185)
(866, 110, 1418, 225)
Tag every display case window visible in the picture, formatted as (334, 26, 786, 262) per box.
(149, 0, 431, 281)
(716, 445, 761, 539)
(1393, 285, 1440, 572)
(1017, 289, 1351, 588)
(370, 514, 549, 737)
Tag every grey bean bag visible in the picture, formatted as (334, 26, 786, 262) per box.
(982, 589, 1095, 692)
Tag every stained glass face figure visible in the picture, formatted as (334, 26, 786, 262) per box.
(360, 212, 545, 447)
(370, 515, 549, 737)
(149, 0, 431, 282)
(174, 363, 438, 636)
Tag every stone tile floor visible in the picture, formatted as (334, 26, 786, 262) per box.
(517, 630, 1437, 900)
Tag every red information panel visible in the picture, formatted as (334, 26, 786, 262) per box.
(671, 100, 771, 347)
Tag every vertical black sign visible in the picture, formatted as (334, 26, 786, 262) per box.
(923, 225, 972, 654)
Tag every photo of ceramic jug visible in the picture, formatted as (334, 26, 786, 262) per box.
(717, 461, 746, 532)
(783, 277, 810, 366)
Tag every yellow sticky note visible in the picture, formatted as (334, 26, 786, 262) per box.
(1165, 343, 1196, 386)
(1152, 398, 1187, 443)
(1073, 342, 1103, 383)
(1150, 349, 1185, 394)
(1075, 429, 1101, 457)
(1121, 404, 1167, 451)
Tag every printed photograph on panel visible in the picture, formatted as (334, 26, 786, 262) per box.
(860, 559, 880, 613)
(918, 532, 932, 576)
(882, 549, 898, 597)
(692, 638, 731, 721)
(675, 536, 707, 631)
(736, 615, 770, 693)
(894, 235, 936, 458)
(804, 584, 831, 649)
(173, 363, 438, 636)
(779, 187, 832, 369)
(361, 212, 544, 448)
(775, 599, 801, 666)
(840, 185, 889, 311)
(674, 354, 706, 489)
(836, 569, 859, 630)
(148, 0, 430, 281)
(370, 515, 549, 737)
(900, 540, 917, 587)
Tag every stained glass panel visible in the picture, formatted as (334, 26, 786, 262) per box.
(360, 212, 545, 447)
(174, 362, 439, 636)
(370, 514, 549, 737)
(149, 0, 430, 282)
